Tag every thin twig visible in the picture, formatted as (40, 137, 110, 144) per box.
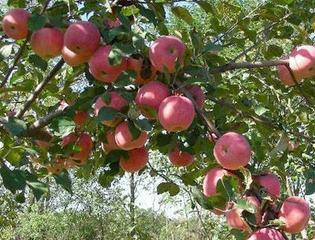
(16, 59, 65, 118)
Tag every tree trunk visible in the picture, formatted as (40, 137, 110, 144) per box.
(129, 173, 136, 239)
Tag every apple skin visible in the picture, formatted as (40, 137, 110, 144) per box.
(62, 46, 90, 66)
(289, 45, 315, 80)
(253, 173, 281, 198)
(2, 8, 29, 40)
(88, 45, 128, 83)
(94, 92, 128, 127)
(104, 17, 122, 28)
(127, 57, 157, 84)
(226, 196, 261, 231)
(101, 130, 120, 152)
(158, 95, 195, 132)
(279, 196, 310, 233)
(248, 228, 285, 240)
(64, 21, 100, 57)
(135, 81, 170, 119)
(35, 140, 51, 149)
(149, 36, 186, 73)
(119, 147, 148, 173)
(30, 28, 64, 59)
(114, 121, 148, 150)
(213, 132, 251, 170)
(74, 111, 88, 127)
(168, 145, 194, 167)
(186, 85, 205, 108)
(277, 60, 299, 86)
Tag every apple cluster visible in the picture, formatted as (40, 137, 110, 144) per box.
(2, 8, 312, 239)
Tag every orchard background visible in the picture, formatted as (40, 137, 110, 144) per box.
(0, 0, 315, 239)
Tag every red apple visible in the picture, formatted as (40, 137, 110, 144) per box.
(213, 132, 251, 170)
(104, 17, 122, 28)
(88, 45, 128, 83)
(62, 46, 90, 66)
(168, 145, 194, 167)
(149, 36, 186, 73)
(114, 121, 148, 150)
(35, 140, 51, 149)
(289, 45, 315, 79)
(30, 28, 63, 59)
(127, 57, 157, 84)
(226, 196, 261, 230)
(93, 92, 128, 127)
(158, 95, 195, 132)
(248, 228, 285, 240)
(119, 147, 148, 173)
(135, 81, 170, 119)
(2, 8, 29, 40)
(64, 21, 100, 57)
(186, 85, 205, 108)
(277, 59, 298, 86)
(279, 196, 310, 233)
(101, 130, 120, 152)
(74, 111, 88, 127)
(253, 173, 281, 198)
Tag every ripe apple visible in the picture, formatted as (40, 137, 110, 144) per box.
(101, 130, 120, 152)
(93, 92, 128, 127)
(253, 173, 281, 198)
(73, 111, 88, 127)
(119, 147, 148, 173)
(62, 46, 90, 66)
(226, 196, 261, 230)
(168, 145, 194, 167)
(88, 45, 128, 83)
(149, 36, 186, 73)
(158, 95, 195, 132)
(30, 28, 63, 59)
(289, 45, 315, 80)
(104, 17, 122, 28)
(127, 57, 157, 84)
(35, 140, 51, 149)
(186, 85, 205, 108)
(114, 121, 148, 150)
(279, 196, 310, 233)
(2, 8, 29, 40)
(213, 132, 251, 170)
(248, 228, 285, 240)
(135, 81, 170, 119)
(64, 21, 100, 57)
(277, 60, 298, 86)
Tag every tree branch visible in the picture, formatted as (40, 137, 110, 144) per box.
(16, 59, 65, 118)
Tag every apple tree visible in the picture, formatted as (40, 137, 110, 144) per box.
(0, 0, 314, 239)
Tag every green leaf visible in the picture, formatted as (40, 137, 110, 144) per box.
(0, 45, 13, 59)
(201, 42, 223, 54)
(29, 54, 48, 71)
(134, 118, 152, 132)
(7, 0, 26, 7)
(171, 6, 194, 25)
(157, 182, 180, 196)
(121, 5, 139, 16)
(156, 133, 172, 147)
(235, 199, 256, 214)
(254, 106, 268, 116)
(97, 107, 119, 122)
(109, 43, 135, 65)
(197, 1, 213, 13)
(305, 168, 315, 195)
(28, 14, 46, 31)
(0, 167, 26, 194)
(3, 117, 27, 137)
(26, 178, 49, 200)
(230, 229, 247, 240)
(128, 121, 141, 140)
(51, 117, 76, 137)
(54, 170, 72, 194)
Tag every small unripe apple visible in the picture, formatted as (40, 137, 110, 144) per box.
(158, 95, 195, 132)
(168, 145, 194, 167)
(2, 8, 29, 40)
(186, 85, 205, 108)
(253, 173, 281, 198)
(93, 92, 128, 127)
(135, 81, 170, 119)
(74, 111, 88, 127)
(279, 196, 310, 233)
(119, 147, 148, 172)
(127, 57, 157, 84)
(213, 132, 251, 170)
(64, 21, 100, 57)
(62, 46, 90, 66)
(101, 130, 120, 152)
(149, 36, 186, 73)
(248, 228, 285, 240)
(89, 45, 128, 83)
(31, 28, 63, 59)
(115, 121, 148, 150)
(289, 45, 315, 79)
